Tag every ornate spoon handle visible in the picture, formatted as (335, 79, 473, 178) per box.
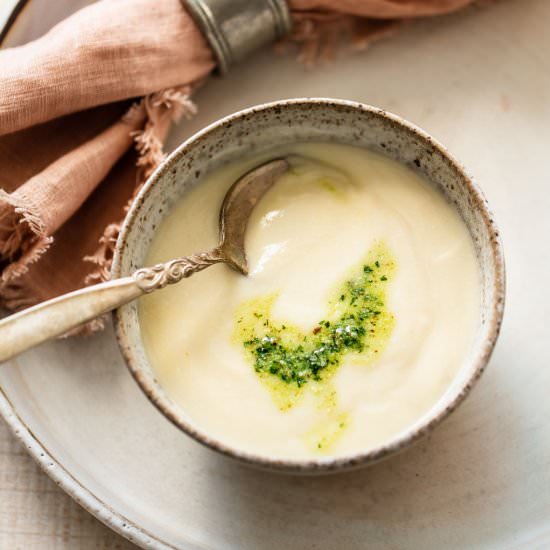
(133, 249, 224, 292)
(0, 249, 223, 363)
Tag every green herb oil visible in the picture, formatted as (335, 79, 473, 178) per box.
(234, 242, 395, 451)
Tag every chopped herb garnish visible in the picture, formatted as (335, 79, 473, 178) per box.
(236, 243, 395, 390)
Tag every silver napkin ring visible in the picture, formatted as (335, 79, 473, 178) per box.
(182, 0, 292, 75)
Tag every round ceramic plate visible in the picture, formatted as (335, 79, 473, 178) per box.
(1, 1, 549, 548)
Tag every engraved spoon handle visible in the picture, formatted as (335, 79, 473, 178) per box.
(0, 249, 223, 363)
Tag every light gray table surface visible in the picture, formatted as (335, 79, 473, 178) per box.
(0, 420, 136, 549)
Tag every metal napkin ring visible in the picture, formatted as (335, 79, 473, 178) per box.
(182, 0, 292, 74)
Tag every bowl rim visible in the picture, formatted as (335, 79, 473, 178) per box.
(112, 97, 505, 473)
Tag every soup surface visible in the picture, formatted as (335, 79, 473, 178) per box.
(139, 143, 480, 459)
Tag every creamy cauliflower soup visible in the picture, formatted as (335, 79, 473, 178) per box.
(139, 143, 480, 459)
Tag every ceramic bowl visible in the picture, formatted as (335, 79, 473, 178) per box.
(112, 98, 505, 474)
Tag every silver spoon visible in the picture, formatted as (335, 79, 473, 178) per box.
(0, 159, 290, 363)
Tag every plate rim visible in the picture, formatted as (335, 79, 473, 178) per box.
(0, 3, 180, 549)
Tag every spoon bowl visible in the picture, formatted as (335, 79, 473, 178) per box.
(218, 158, 288, 275)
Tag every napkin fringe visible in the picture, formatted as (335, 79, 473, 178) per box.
(0, 189, 53, 307)
(83, 87, 197, 289)
(280, 12, 399, 66)
(133, 86, 198, 180)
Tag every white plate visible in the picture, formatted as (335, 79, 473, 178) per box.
(2, 1, 550, 548)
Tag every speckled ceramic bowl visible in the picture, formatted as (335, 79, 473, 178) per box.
(112, 98, 505, 474)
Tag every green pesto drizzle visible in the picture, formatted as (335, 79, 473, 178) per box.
(236, 242, 395, 390)
(234, 242, 395, 452)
